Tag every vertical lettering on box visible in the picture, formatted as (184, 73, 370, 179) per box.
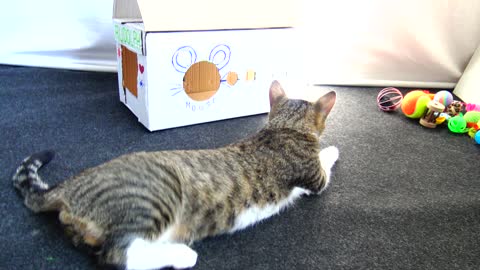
(121, 45, 138, 97)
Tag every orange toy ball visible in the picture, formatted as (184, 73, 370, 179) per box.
(401, 90, 435, 118)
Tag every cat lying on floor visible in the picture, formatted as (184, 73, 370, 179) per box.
(13, 81, 338, 270)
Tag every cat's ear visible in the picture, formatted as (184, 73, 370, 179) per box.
(269, 80, 286, 107)
(314, 91, 336, 121)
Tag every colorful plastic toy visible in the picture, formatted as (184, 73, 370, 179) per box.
(448, 113, 469, 133)
(464, 111, 480, 125)
(465, 103, 480, 112)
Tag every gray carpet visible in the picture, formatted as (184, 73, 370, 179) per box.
(1, 65, 479, 270)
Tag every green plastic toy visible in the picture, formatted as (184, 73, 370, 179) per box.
(448, 113, 469, 133)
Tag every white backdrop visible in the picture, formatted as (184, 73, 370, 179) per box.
(300, 0, 480, 89)
(1, 0, 479, 99)
(0, 0, 116, 71)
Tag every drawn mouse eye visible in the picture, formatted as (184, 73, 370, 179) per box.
(209, 44, 231, 70)
(172, 46, 197, 73)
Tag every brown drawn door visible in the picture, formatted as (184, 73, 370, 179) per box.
(121, 45, 138, 97)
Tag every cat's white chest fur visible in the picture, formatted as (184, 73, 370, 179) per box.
(229, 187, 311, 233)
(229, 145, 339, 233)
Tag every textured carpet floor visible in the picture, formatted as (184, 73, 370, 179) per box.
(1, 65, 479, 270)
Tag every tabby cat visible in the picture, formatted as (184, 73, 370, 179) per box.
(13, 81, 338, 270)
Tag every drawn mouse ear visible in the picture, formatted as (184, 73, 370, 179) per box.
(209, 44, 231, 70)
(172, 46, 197, 73)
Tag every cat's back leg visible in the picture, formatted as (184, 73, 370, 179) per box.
(99, 233, 198, 270)
(126, 238, 198, 270)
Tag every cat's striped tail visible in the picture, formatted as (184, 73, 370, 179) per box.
(12, 150, 59, 212)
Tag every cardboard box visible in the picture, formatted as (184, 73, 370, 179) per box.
(113, 0, 297, 131)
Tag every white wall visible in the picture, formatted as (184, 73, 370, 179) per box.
(1, 0, 479, 101)
(299, 0, 480, 89)
(453, 45, 480, 104)
(0, 0, 116, 71)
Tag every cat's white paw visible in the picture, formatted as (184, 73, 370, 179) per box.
(318, 146, 339, 192)
(126, 238, 198, 270)
(172, 245, 198, 269)
(320, 146, 339, 170)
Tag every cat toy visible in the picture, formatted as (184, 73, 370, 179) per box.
(447, 111, 480, 134)
(464, 111, 480, 128)
(433, 90, 453, 107)
(419, 100, 445, 128)
(446, 101, 464, 117)
(390, 88, 480, 144)
(465, 111, 480, 139)
(465, 103, 480, 112)
(447, 113, 469, 133)
(475, 130, 480, 144)
(401, 90, 435, 118)
(376, 87, 403, 112)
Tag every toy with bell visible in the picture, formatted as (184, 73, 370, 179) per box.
(419, 100, 445, 128)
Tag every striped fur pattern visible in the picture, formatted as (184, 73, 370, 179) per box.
(12, 81, 338, 269)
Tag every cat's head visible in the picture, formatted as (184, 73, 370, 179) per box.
(268, 81, 336, 136)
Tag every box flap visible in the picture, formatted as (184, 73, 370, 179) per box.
(113, 0, 141, 21)
(136, 0, 296, 32)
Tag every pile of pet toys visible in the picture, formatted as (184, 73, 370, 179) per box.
(377, 87, 480, 144)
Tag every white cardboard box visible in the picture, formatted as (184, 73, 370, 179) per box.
(113, 0, 297, 131)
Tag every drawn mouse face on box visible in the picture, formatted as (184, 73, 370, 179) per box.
(172, 45, 236, 101)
